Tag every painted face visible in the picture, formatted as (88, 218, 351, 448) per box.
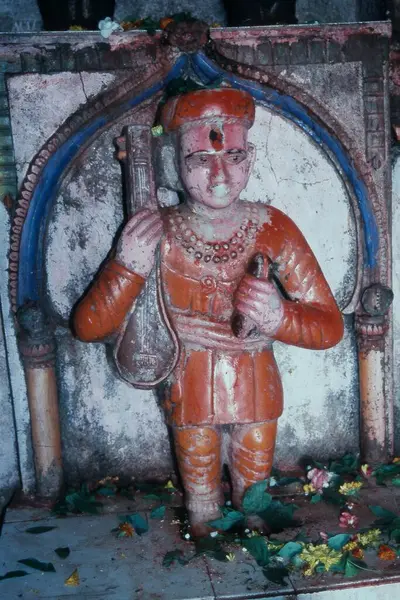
(179, 121, 254, 210)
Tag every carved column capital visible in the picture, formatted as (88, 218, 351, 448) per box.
(16, 302, 56, 368)
(355, 283, 393, 352)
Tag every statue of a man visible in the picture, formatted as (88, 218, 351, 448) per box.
(73, 88, 344, 536)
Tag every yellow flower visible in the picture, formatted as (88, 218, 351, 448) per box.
(164, 480, 176, 490)
(69, 25, 85, 31)
(338, 481, 363, 496)
(392, 457, 400, 464)
(118, 522, 134, 537)
(357, 529, 382, 547)
(299, 543, 342, 576)
(226, 552, 236, 561)
(343, 540, 359, 552)
(303, 483, 316, 495)
(65, 568, 80, 586)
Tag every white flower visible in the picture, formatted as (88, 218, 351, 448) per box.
(225, 500, 232, 506)
(269, 476, 278, 487)
(184, 533, 191, 540)
(98, 17, 123, 39)
(210, 531, 218, 538)
(244, 529, 250, 534)
(242, 547, 248, 553)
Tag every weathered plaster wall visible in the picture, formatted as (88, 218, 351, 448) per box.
(392, 154, 400, 455)
(7, 71, 360, 484)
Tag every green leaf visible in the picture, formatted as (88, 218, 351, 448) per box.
(122, 513, 148, 535)
(329, 454, 359, 475)
(344, 557, 368, 578)
(392, 478, 400, 486)
(65, 492, 102, 515)
(162, 550, 188, 567)
(194, 537, 227, 562)
(0, 570, 28, 581)
(328, 534, 351, 550)
(150, 505, 166, 519)
(277, 542, 302, 560)
(207, 510, 245, 531)
(369, 505, 397, 520)
(329, 553, 347, 573)
(242, 480, 271, 514)
(242, 537, 270, 566)
(322, 487, 346, 506)
(262, 565, 289, 586)
(310, 494, 322, 504)
(390, 528, 400, 543)
(25, 526, 57, 534)
(54, 547, 70, 559)
(144, 493, 162, 501)
(18, 559, 56, 573)
(96, 486, 116, 496)
(258, 500, 300, 533)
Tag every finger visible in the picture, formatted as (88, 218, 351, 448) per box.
(240, 275, 276, 293)
(237, 285, 274, 303)
(234, 302, 259, 323)
(134, 213, 163, 237)
(235, 295, 263, 313)
(142, 221, 163, 244)
(125, 209, 152, 235)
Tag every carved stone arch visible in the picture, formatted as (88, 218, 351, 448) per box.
(9, 47, 186, 315)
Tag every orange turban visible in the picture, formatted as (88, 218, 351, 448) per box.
(161, 88, 255, 132)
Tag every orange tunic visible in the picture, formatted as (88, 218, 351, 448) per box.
(73, 203, 344, 427)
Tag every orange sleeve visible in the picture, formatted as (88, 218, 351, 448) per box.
(73, 259, 145, 342)
(257, 207, 344, 350)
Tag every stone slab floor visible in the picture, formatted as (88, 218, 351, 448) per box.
(1, 485, 400, 600)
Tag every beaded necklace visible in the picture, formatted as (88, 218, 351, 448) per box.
(168, 204, 261, 264)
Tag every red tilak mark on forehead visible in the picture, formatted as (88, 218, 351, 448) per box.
(209, 128, 223, 151)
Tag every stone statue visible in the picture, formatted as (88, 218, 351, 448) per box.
(73, 87, 344, 536)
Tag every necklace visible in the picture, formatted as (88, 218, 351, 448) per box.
(168, 204, 262, 264)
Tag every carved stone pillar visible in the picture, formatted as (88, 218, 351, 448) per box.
(17, 303, 63, 498)
(356, 284, 393, 464)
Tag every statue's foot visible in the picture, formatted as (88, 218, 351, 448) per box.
(188, 507, 221, 538)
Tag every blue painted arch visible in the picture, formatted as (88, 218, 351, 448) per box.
(17, 51, 379, 308)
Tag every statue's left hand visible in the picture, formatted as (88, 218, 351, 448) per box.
(234, 274, 284, 337)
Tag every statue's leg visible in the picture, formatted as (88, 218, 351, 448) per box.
(173, 425, 223, 536)
(230, 420, 277, 509)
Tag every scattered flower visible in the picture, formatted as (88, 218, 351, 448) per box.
(338, 481, 363, 496)
(378, 545, 397, 561)
(307, 468, 335, 492)
(184, 533, 191, 540)
(242, 547, 248, 553)
(300, 544, 342, 576)
(361, 464, 372, 477)
(210, 531, 218, 538)
(351, 547, 364, 559)
(269, 476, 278, 487)
(98, 17, 123, 39)
(343, 540, 359, 552)
(65, 568, 80, 586)
(346, 503, 355, 511)
(225, 500, 232, 507)
(244, 528, 250, 534)
(392, 457, 400, 464)
(160, 17, 174, 29)
(319, 531, 329, 542)
(357, 529, 382, 548)
(120, 19, 144, 31)
(165, 480, 176, 490)
(151, 125, 163, 137)
(118, 522, 134, 537)
(69, 25, 85, 31)
(339, 512, 359, 529)
(226, 552, 236, 561)
(303, 483, 316, 496)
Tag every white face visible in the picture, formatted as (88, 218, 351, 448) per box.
(179, 121, 255, 210)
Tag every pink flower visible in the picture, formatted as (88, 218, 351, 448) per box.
(361, 464, 372, 477)
(339, 512, 359, 529)
(319, 531, 329, 542)
(307, 468, 334, 493)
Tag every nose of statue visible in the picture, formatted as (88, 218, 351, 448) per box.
(209, 156, 227, 187)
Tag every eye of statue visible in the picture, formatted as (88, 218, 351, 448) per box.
(185, 153, 211, 167)
(224, 150, 247, 164)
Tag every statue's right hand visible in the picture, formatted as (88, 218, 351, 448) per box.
(116, 209, 163, 278)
